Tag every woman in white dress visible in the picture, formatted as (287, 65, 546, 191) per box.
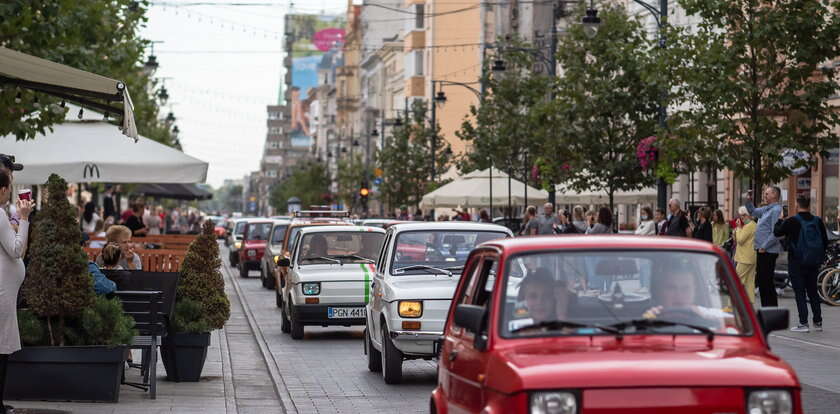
(0, 169, 32, 414)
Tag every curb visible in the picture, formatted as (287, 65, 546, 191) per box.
(223, 250, 298, 414)
(218, 325, 238, 414)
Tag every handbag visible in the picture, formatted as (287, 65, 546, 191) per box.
(722, 237, 735, 256)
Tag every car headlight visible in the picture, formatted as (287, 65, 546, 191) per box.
(531, 391, 577, 414)
(247, 249, 256, 257)
(302, 282, 320, 295)
(234, 241, 242, 249)
(748, 390, 792, 414)
(398, 301, 423, 318)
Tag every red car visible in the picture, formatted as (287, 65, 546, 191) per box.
(431, 236, 798, 414)
(237, 220, 274, 278)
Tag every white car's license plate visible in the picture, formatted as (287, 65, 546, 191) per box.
(327, 307, 366, 319)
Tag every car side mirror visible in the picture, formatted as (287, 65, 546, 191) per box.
(757, 307, 788, 339)
(454, 304, 486, 334)
(278, 258, 291, 267)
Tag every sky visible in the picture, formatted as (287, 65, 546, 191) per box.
(140, 0, 347, 188)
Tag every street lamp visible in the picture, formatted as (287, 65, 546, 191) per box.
(143, 55, 159, 75)
(158, 85, 169, 105)
(434, 91, 447, 105)
(491, 59, 507, 73)
(581, 7, 601, 38)
(584, 0, 669, 211)
(165, 112, 176, 123)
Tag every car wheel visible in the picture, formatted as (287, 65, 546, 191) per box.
(260, 266, 268, 288)
(228, 251, 237, 265)
(239, 263, 248, 278)
(365, 327, 382, 373)
(381, 326, 403, 384)
(290, 304, 304, 340)
(265, 270, 276, 290)
(280, 295, 291, 333)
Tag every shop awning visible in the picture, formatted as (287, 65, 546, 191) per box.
(132, 183, 213, 201)
(0, 46, 137, 140)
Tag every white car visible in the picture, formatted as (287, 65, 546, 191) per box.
(226, 217, 263, 266)
(277, 225, 386, 340)
(364, 222, 513, 384)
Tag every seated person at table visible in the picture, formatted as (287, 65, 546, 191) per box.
(100, 243, 123, 270)
(95, 225, 142, 270)
(87, 261, 116, 295)
(643, 268, 731, 327)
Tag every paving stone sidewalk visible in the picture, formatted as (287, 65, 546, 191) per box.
(7, 260, 283, 414)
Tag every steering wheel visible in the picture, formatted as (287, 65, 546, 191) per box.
(656, 308, 718, 330)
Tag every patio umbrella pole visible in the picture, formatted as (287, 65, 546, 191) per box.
(489, 165, 493, 218)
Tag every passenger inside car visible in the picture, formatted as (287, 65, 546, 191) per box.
(303, 234, 328, 259)
(643, 268, 732, 327)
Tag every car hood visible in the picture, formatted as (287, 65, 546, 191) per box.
(296, 263, 376, 282)
(384, 274, 460, 300)
(485, 339, 797, 393)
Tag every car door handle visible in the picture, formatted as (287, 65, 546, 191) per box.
(448, 350, 458, 362)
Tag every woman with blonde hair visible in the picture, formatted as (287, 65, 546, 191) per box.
(95, 225, 142, 270)
(733, 206, 757, 304)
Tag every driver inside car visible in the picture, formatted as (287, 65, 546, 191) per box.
(304, 234, 328, 259)
(643, 269, 732, 326)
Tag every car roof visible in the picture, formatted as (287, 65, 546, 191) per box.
(299, 225, 386, 234)
(388, 221, 514, 235)
(287, 220, 350, 228)
(233, 217, 267, 224)
(480, 235, 723, 256)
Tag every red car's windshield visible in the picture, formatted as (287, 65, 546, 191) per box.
(501, 250, 751, 338)
(245, 223, 272, 241)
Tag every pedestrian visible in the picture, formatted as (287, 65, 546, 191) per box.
(663, 198, 691, 237)
(102, 185, 117, 223)
(774, 196, 828, 332)
(572, 206, 588, 233)
(519, 205, 537, 236)
(95, 225, 142, 270)
(415, 209, 424, 221)
(654, 208, 667, 235)
(168, 207, 182, 234)
(398, 205, 411, 221)
(586, 207, 614, 234)
(145, 206, 162, 236)
(635, 206, 656, 235)
(0, 169, 32, 414)
(692, 207, 713, 242)
(527, 203, 559, 235)
(554, 209, 579, 234)
(734, 206, 757, 304)
(124, 204, 148, 237)
(478, 209, 492, 223)
(746, 186, 783, 307)
(80, 201, 100, 234)
(712, 209, 730, 248)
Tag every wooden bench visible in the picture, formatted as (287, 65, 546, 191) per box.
(85, 248, 187, 272)
(88, 234, 197, 251)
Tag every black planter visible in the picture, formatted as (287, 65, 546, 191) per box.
(5, 345, 126, 402)
(161, 332, 210, 382)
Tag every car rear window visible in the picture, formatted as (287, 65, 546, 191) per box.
(501, 250, 750, 338)
(297, 231, 385, 265)
(390, 230, 508, 275)
(245, 223, 272, 241)
(271, 225, 288, 244)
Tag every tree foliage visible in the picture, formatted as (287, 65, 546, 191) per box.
(378, 100, 452, 209)
(0, 0, 178, 146)
(334, 152, 369, 210)
(176, 221, 230, 332)
(662, 0, 840, 193)
(269, 162, 331, 213)
(23, 174, 95, 346)
(543, 4, 659, 210)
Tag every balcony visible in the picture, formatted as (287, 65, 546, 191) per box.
(405, 76, 425, 97)
(403, 30, 425, 50)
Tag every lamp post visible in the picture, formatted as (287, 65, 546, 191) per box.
(584, 0, 668, 211)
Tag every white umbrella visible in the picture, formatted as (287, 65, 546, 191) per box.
(554, 184, 657, 205)
(0, 105, 207, 185)
(420, 167, 548, 209)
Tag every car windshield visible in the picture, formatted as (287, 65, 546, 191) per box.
(391, 230, 508, 275)
(297, 231, 384, 265)
(245, 223, 272, 241)
(234, 222, 247, 235)
(271, 225, 288, 244)
(501, 250, 750, 337)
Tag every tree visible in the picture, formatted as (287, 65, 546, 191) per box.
(22, 174, 95, 346)
(0, 0, 179, 147)
(540, 4, 660, 212)
(378, 100, 452, 210)
(457, 38, 553, 190)
(175, 221, 230, 333)
(334, 152, 370, 210)
(662, 0, 840, 195)
(269, 162, 331, 213)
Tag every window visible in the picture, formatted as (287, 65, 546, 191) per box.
(297, 231, 385, 265)
(245, 223, 273, 241)
(414, 4, 424, 29)
(271, 225, 288, 244)
(268, 112, 283, 120)
(390, 230, 508, 275)
(269, 127, 283, 135)
(267, 170, 278, 178)
(266, 141, 279, 149)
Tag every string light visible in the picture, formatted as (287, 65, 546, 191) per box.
(77, 108, 84, 119)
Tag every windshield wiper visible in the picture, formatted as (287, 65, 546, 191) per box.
(303, 256, 342, 265)
(443, 265, 464, 271)
(510, 320, 621, 335)
(393, 265, 452, 276)
(332, 254, 374, 263)
(608, 319, 715, 341)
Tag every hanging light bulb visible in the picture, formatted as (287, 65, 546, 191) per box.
(14, 91, 21, 104)
(78, 108, 84, 119)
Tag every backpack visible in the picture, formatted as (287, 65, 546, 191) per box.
(791, 215, 826, 266)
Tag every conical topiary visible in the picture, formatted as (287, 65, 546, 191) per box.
(22, 174, 94, 346)
(175, 220, 230, 332)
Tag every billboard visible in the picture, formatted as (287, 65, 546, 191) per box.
(286, 14, 345, 149)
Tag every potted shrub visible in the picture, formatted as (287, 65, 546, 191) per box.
(161, 220, 230, 382)
(7, 174, 136, 402)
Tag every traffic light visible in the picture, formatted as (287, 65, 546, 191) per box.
(359, 182, 370, 213)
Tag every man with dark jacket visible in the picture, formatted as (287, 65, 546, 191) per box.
(774, 196, 828, 333)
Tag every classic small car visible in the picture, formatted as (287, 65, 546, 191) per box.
(260, 219, 291, 289)
(236, 220, 275, 278)
(277, 225, 386, 340)
(226, 217, 261, 266)
(365, 222, 513, 384)
(431, 236, 798, 414)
